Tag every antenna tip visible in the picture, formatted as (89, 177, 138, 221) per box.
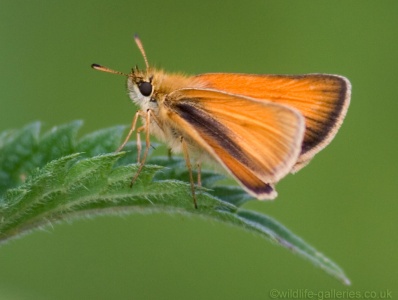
(91, 63, 101, 69)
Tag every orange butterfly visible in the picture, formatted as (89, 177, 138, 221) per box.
(92, 35, 351, 208)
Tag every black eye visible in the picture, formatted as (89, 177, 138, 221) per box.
(138, 81, 152, 97)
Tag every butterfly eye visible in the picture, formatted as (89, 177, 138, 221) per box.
(138, 81, 153, 97)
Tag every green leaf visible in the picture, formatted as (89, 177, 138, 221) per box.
(0, 121, 350, 285)
(234, 210, 351, 285)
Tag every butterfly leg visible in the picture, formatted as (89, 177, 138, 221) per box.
(167, 148, 173, 159)
(130, 109, 153, 187)
(197, 163, 202, 187)
(116, 110, 142, 153)
(180, 136, 198, 209)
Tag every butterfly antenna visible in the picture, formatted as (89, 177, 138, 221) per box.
(91, 64, 129, 76)
(134, 34, 149, 70)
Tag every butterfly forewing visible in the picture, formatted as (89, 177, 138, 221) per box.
(196, 73, 350, 171)
(164, 89, 305, 199)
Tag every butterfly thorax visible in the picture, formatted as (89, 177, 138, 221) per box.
(126, 68, 208, 154)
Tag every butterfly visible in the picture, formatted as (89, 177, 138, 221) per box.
(92, 35, 351, 208)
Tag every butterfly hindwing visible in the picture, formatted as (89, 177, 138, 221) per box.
(196, 73, 351, 171)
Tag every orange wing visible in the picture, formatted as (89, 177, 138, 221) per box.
(195, 73, 351, 171)
(163, 88, 305, 199)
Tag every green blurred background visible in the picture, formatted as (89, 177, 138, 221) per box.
(1, 1, 397, 299)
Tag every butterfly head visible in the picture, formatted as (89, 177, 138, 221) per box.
(127, 66, 155, 107)
(92, 34, 156, 108)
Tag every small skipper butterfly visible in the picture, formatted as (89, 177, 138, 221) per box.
(92, 35, 351, 208)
